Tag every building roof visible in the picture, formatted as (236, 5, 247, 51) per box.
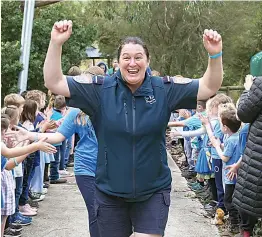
(86, 46, 103, 58)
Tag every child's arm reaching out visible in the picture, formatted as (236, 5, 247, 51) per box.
(1, 137, 56, 158)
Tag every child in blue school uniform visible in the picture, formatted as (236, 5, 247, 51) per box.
(211, 107, 242, 233)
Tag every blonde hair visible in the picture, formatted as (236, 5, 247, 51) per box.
(4, 93, 25, 107)
(208, 94, 232, 112)
(151, 70, 160, 76)
(1, 105, 19, 124)
(26, 90, 42, 106)
(1, 114, 10, 131)
(68, 66, 82, 76)
(218, 103, 236, 116)
(83, 66, 104, 76)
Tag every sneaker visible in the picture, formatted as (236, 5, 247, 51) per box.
(25, 203, 38, 212)
(17, 212, 32, 222)
(43, 182, 50, 189)
(28, 199, 39, 208)
(4, 227, 21, 237)
(42, 188, 48, 195)
(59, 169, 73, 177)
(191, 183, 204, 191)
(11, 214, 32, 226)
(228, 224, 240, 234)
(29, 191, 45, 202)
(19, 205, 37, 216)
(50, 178, 67, 184)
(9, 223, 22, 232)
(181, 170, 197, 179)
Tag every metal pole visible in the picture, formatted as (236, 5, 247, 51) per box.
(18, 0, 35, 94)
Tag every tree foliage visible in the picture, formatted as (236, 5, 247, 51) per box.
(1, 1, 262, 99)
(1, 1, 97, 98)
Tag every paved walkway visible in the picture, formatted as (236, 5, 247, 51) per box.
(23, 153, 219, 237)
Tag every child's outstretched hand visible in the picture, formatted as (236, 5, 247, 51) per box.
(225, 163, 239, 180)
(170, 130, 181, 140)
(36, 137, 57, 154)
(5, 126, 29, 143)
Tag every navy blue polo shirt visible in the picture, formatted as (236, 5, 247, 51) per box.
(65, 71, 199, 199)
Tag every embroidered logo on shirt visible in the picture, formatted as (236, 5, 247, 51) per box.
(73, 75, 92, 84)
(145, 95, 156, 104)
(172, 76, 192, 84)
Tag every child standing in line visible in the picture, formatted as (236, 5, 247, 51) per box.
(211, 107, 242, 234)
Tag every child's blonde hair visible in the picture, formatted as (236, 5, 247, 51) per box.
(1, 114, 10, 131)
(218, 103, 236, 116)
(207, 94, 233, 114)
(4, 93, 25, 108)
(1, 106, 19, 125)
(26, 90, 42, 107)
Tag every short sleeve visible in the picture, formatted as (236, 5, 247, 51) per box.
(213, 121, 223, 142)
(66, 76, 101, 117)
(164, 78, 199, 112)
(57, 109, 79, 139)
(223, 139, 235, 158)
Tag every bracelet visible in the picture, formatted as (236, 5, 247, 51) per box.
(12, 158, 19, 167)
(34, 133, 39, 142)
(208, 51, 222, 59)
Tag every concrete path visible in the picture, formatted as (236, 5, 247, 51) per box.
(23, 154, 219, 237)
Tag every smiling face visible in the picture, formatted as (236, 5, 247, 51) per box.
(119, 43, 149, 90)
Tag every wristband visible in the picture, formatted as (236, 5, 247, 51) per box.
(12, 158, 19, 167)
(208, 51, 222, 59)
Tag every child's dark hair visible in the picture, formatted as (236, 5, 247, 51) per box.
(54, 95, 66, 110)
(220, 110, 241, 133)
(197, 100, 207, 109)
(20, 100, 37, 123)
(1, 114, 10, 131)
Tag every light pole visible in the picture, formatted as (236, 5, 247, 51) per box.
(17, 0, 35, 94)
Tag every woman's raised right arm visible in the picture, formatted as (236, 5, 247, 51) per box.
(44, 20, 73, 97)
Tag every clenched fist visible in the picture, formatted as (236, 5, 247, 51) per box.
(50, 20, 73, 46)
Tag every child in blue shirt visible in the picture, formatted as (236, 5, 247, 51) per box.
(211, 108, 241, 233)
(8, 108, 99, 237)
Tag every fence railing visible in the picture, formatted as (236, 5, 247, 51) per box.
(219, 86, 244, 95)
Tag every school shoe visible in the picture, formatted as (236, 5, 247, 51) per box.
(29, 191, 45, 202)
(9, 223, 22, 232)
(10, 214, 32, 226)
(181, 170, 197, 179)
(43, 182, 50, 189)
(3, 227, 21, 237)
(59, 169, 73, 177)
(50, 178, 67, 184)
(42, 188, 48, 195)
(19, 205, 37, 216)
(228, 224, 240, 234)
(24, 203, 38, 212)
(28, 199, 39, 208)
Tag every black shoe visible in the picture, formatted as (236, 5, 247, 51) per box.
(66, 162, 74, 167)
(228, 224, 240, 234)
(43, 182, 50, 189)
(28, 199, 40, 208)
(9, 223, 22, 232)
(4, 227, 21, 237)
(50, 178, 67, 184)
(181, 170, 197, 179)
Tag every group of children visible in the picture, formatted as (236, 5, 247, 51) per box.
(1, 90, 74, 237)
(169, 92, 251, 235)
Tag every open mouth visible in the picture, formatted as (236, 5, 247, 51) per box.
(127, 69, 139, 75)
